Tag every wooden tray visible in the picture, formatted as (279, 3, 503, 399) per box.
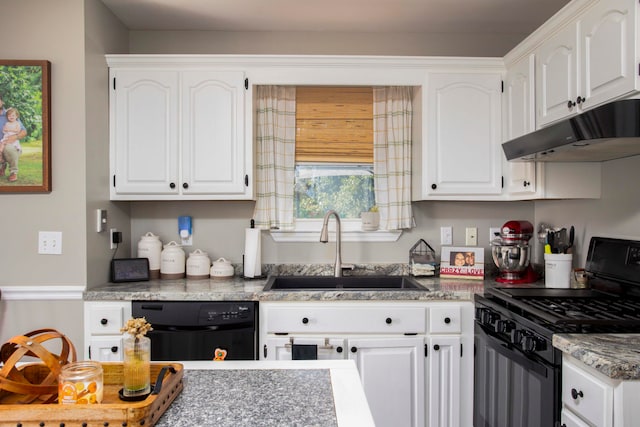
(0, 362, 183, 427)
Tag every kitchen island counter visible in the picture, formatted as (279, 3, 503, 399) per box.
(553, 334, 640, 380)
(155, 360, 374, 427)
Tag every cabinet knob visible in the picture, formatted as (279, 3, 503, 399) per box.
(182, 182, 189, 189)
(100, 318, 108, 325)
(570, 388, 584, 400)
(385, 317, 392, 324)
(169, 182, 176, 189)
(523, 180, 530, 187)
(336, 346, 343, 353)
(433, 344, 440, 351)
(351, 346, 358, 353)
(302, 317, 309, 324)
(567, 100, 576, 109)
(431, 184, 437, 190)
(576, 96, 585, 104)
(444, 317, 451, 324)
(110, 346, 118, 353)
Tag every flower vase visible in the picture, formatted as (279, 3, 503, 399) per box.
(123, 333, 151, 397)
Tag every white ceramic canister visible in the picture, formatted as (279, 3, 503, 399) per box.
(137, 232, 162, 279)
(210, 257, 234, 280)
(160, 241, 186, 279)
(186, 249, 211, 279)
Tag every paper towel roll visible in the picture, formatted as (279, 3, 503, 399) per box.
(244, 228, 262, 278)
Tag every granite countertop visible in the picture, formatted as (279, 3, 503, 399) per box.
(553, 334, 640, 380)
(156, 360, 374, 427)
(85, 263, 491, 302)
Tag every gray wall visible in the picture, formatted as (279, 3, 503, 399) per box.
(0, 0, 128, 348)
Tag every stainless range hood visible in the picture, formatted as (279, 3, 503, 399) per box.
(502, 99, 640, 162)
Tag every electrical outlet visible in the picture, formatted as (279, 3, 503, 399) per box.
(489, 227, 501, 242)
(440, 226, 453, 245)
(38, 231, 62, 255)
(465, 227, 478, 246)
(110, 228, 118, 250)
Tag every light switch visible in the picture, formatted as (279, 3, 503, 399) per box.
(96, 209, 107, 233)
(465, 227, 477, 246)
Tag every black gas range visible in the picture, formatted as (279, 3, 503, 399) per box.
(474, 237, 640, 427)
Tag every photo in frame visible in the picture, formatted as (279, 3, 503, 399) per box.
(440, 246, 485, 280)
(0, 60, 51, 192)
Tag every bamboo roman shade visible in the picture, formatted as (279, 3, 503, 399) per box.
(295, 86, 373, 163)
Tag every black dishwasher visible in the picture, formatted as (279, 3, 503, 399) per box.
(132, 301, 257, 361)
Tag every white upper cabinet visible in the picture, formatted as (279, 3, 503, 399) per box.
(109, 59, 251, 200)
(422, 71, 503, 198)
(536, 0, 638, 127)
(503, 54, 538, 197)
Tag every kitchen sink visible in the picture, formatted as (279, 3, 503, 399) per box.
(262, 275, 428, 291)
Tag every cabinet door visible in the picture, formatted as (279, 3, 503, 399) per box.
(89, 336, 123, 361)
(580, 0, 636, 110)
(561, 409, 591, 427)
(426, 335, 461, 427)
(536, 24, 578, 126)
(425, 72, 502, 196)
(112, 70, 179, 195)
(503, 54, 538, 197)
(262, 337, 346, 361)
(348, 337, 425, 427)
(181, 71, 247, 195)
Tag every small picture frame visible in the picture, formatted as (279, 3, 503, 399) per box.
(440, 246, 484, 280)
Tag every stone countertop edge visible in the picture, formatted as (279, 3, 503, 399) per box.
(156, 360, 375, 427)
(553, 334, 640, 380)
(83, 275, 491, 302)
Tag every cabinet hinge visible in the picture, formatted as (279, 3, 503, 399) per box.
(113, 77, 116, 90)
(501, 80, 504, 93)
(638, 63, 640, 76)
(460, 343, 463, 357)
(113, 175, 116, 188)
(501, 176, 504, 188)
(263, 344, 267, 358)
(245, 78, 249, 90)
(245, 174, 249, 187)
(424, 344, 428, 357)
(88, 346, 91, 359)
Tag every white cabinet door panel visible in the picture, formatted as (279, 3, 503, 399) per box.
(113, 71, 179, 195)
(349, 337, 425, 427)
(426, 72, 502, 196)
(581, 0, 636, 110)
(182, 71, 246, 195)
(427, 335, 461, 427)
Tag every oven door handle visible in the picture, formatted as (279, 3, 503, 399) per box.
(479, 325, 549, 378)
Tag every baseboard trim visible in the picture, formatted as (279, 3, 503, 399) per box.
(0, 286, 85, 300)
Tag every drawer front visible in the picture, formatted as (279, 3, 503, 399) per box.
(561, 409, 590, 427)
(264, 305, 426, 334)
(428, 304, 462, 334)
(562, 359, 613, 427)
(89, 305, 126, 335)
(89, 336, 123, 361)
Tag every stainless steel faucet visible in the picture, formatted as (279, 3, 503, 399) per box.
(320, 210, 354, 277)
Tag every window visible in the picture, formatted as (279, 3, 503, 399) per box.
(294, 86, 375, 219)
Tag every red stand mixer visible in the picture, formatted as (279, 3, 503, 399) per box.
(491, 220, 538, 284)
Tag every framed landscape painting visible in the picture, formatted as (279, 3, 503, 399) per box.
(0, 60, 51, 193)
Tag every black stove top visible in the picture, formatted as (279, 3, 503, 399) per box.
(481, 236, 640, 334)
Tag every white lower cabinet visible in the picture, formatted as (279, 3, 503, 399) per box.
(84, 301, 131, 361)
(260, 301, 473, 427)
(561, 355, 640, 427)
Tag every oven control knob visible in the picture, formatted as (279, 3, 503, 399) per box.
(494, 320, 514, 334)
(521, 335, 541, 352)
(481, 310, 499, 326)
(510, 329, 523, 345)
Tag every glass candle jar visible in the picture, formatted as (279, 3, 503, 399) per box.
(58, 361, 104, 404)
(123, 334, 151, 397)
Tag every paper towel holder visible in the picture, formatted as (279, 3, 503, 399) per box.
(243, 219, 266, 280)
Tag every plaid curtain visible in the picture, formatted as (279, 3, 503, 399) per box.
(373, 87, 414, 230)
(252, 86, 296, 230)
